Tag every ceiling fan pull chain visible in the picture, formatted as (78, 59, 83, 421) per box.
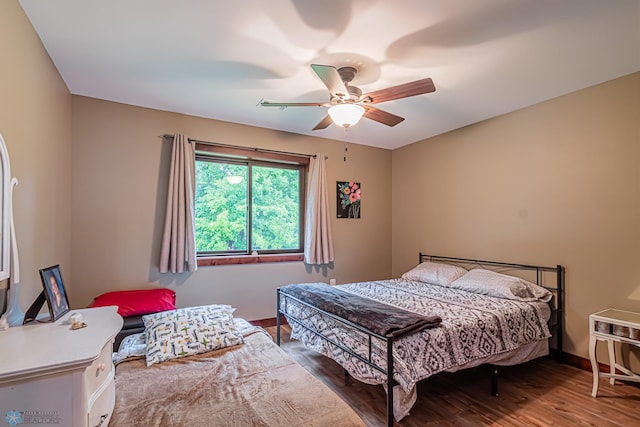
(344, 143, 348, 162)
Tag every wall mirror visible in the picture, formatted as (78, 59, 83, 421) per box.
(0, 133, 12, 282)
(0, 132, 19, 324)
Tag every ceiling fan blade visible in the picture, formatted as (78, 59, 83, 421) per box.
(363, 106, 405, 127)
(310, 64, 349, 98)
(260, 100, 327, 108)
(363, 78, 435, 104)
(312, 115, 333, 130)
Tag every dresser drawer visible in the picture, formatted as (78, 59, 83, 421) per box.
(83, 341, 114, 396)
(88, 375, 115, 427)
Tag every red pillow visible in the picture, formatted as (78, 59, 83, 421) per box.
(90, 288, 176, 317)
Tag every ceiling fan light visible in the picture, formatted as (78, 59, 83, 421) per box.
(328, 104, 365, 128)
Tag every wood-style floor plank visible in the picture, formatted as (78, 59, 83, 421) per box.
(267, 326, 640, 427)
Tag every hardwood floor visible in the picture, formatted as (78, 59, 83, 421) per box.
(267, 326, 640, 427)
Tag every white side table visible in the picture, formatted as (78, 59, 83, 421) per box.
(589, 308, 640, 397)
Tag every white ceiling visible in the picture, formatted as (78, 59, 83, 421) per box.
(19, 0, 640, 150)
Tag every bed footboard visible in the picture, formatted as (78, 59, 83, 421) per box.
(277, 288, 397, 427)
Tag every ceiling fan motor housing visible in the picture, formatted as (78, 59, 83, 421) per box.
(334, 67, 362, 103)
(337, 66, 357, 83)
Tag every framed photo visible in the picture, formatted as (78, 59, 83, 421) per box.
(39, 265, 70, 322)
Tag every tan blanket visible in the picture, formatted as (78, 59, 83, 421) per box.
(111, 329, 365, 427)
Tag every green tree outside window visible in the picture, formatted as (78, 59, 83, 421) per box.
(195, 158, 303, 255)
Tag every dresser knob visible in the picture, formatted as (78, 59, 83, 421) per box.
(95, 363, 106, 377)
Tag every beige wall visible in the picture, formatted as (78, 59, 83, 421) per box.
(70, 96, 392, 320)
(392, 72, 640, 361)
(5, 0, 639, 365)
(0, 1, 72, 315)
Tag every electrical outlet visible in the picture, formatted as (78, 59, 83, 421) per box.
(329, 278, 336, 286)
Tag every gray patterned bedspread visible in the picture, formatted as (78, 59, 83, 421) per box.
(281, 278, 551, 419)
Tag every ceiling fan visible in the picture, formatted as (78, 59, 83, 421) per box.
(259, 64, 436, 130)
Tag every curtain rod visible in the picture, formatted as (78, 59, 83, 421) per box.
(159, 134, 317, 159)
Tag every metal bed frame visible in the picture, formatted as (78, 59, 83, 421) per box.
(276, 254, 565, 427)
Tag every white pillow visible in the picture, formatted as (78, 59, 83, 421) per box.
(450, 269, 552, 302)
(401, 261, 468, 287)
(142, 305, 244, 366)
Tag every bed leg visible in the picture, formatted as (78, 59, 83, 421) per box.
(555, 329, 564, 364)
(276, 290, 281, 346)
(387, 337, 394, 427)
(491, 365, 499, 397)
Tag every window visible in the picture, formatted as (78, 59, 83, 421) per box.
(195, 153, 305, 256)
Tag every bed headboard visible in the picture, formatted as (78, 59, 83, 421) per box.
(419, 253, 565, 361)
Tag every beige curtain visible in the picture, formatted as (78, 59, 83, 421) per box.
(159, 134, 197, 273)
(304, 154, 334, 265)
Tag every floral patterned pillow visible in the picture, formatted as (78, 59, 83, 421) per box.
(142, 305, 244, 366)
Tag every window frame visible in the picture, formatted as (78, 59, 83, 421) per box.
(194, 143, 308, 263)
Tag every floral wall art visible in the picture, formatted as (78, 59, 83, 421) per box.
(337, 181, 361, 219)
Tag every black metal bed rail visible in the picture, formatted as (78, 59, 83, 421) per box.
(277, 288, 397, 427)
(420, 253, 565, 362)
(278, 299, 388, 376)
(421, 253, 560, 278)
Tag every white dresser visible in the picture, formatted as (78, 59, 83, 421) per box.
(0, 306, 123, 427)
